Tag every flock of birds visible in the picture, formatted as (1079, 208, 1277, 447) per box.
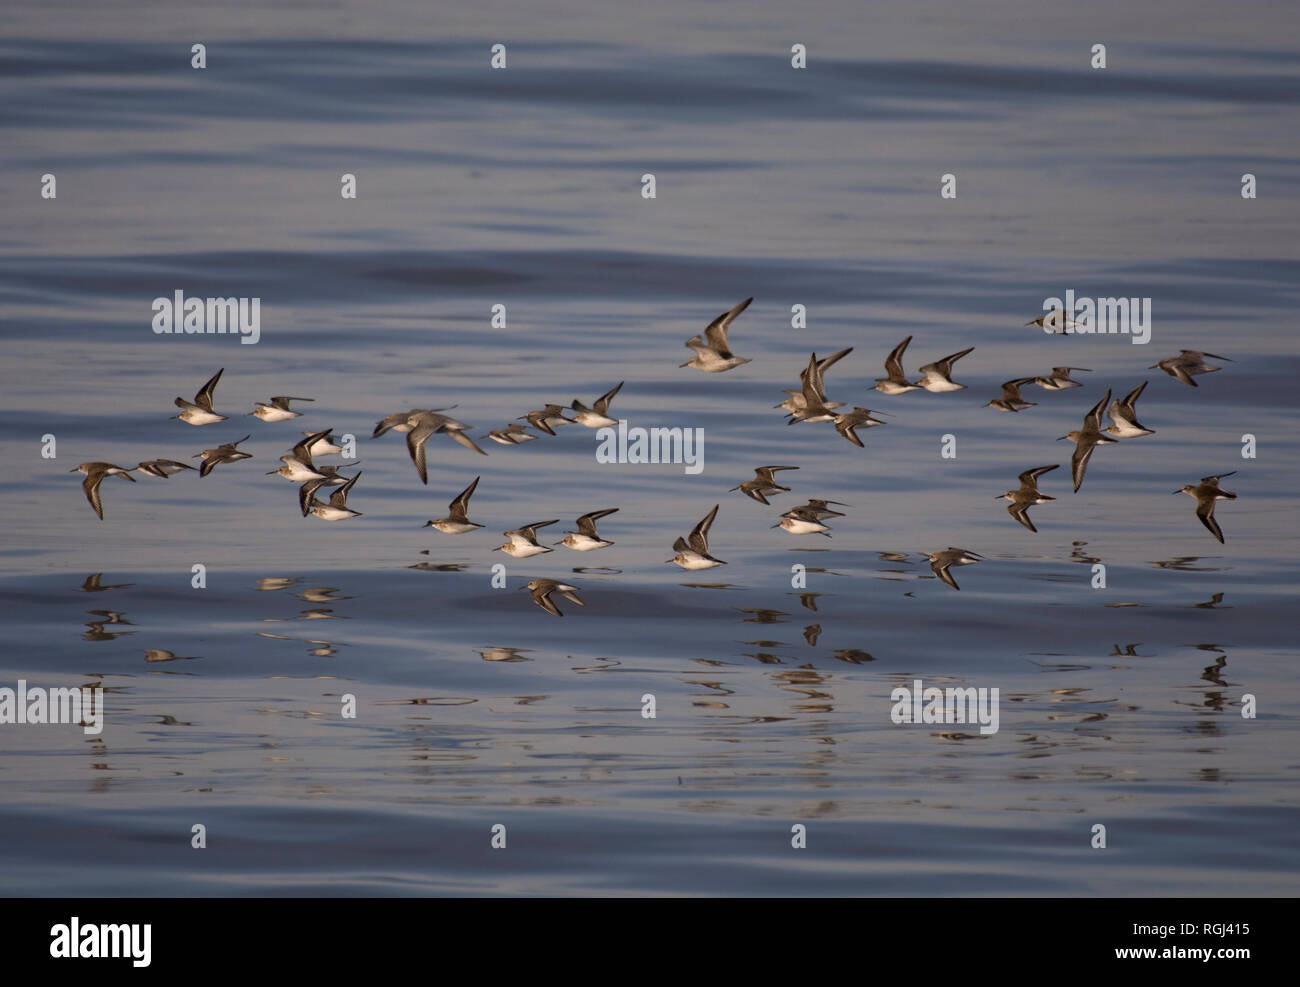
(70, 301, 1240, 611)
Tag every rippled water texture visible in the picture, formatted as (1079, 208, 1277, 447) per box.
(1, 1, 1298, 895)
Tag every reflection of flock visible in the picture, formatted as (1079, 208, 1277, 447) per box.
(68, 301, 1241, 612)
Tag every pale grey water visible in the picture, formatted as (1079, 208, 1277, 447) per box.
(1, 0, 1298, 895)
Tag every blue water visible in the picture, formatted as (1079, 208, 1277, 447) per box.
(1, 1, 1298, 895)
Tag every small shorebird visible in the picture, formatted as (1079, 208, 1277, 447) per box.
(1033, 366, 1091, 390)
(777, 347, 852, 414)
(775, 506, 832, 537)
(1025, 310, 1083, 334)
(1175, 472, 1237, 544)
(571, 382, 624, 428)
(926, 548, 983, 590)
(371, 406, 457, 437)
(787, 499, 848, 520)
(517, 404, 576, 435)
(1150, 350, 1232, 387)
(730, 466, 799, 505)
(424, 476, 484, 534)
(985, 377, 1038, 412)
(668, 504, 725, 569)
(497, 519, 558, 558)
(787, 353, 839, 423)
(173, 368, 227, 425)
(300, 429, 342, 457)
(916, 347, 974, 392)
(558, 508, 619, 550)
(526, 578, 585, 617)
(834, 407, 888, 446)
(72, 462, 136, 519)
(998, 464, 1058, 533)
(297, 466, 353, 517)
(249, 395, 313, 422)
(681, 298, 752, 373)
(195, 436, 252, 477)
(1058, 390, 1116, 492)
(134, 459, 195, 478)
(267, 429, 332, 481)
(404, 411, 487, 484)
(487, 423, 537, 445)
(874, 336, 921, 394)
(307, 471, 363, 520)
(1105, 381, 1156, 437)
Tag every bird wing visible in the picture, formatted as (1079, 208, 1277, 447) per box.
(575, 508, 617, 537)
(930, 559, 960, 590)
(328, 472, 361, 507)
(82, 472, 106, 519)
(1070, 438, 1096, 492)
(529, 583, 563, 616)
(593, 381, 624, 414)
(883, 336, 912, 378)
(194, 368, 224, 411)
(1007, 501, 1037, 533)
(448, 476, 480, 518)
(703, 298, 752, 352)
(689, 504, 720, 554)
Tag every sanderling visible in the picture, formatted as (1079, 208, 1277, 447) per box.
(497, 519, 558, 557)
(916, 347, 974, 392)
(1033, 366, 1091, 390)
(1175, 472, 1237, 544)
(558, 508, 619, 550)
(1058, 390, 1116, 492)
(787, 499, 848, 520)
(487, 423, 538, 445)
(194, 435, 252, 477)
(172, 368, 227, 425)
(926, 548, 983, 591)
(985, 377, 1038, 413)
(134, 459, 195, 478)
(834, 407, 888, 446)
(777, 347, 852, 414)
(1025, 310, 1083, 334)
(998, 464, 1059, 533)
(517, 405, 577, 435)
(774, 506, 832, 537)
(525, 578, 585, 617)
(681, 298, 753, 373)
(249, 395, 314, 422)
(668, 504, 725, 569)
(787, 353, 839, 423)
(371, 406, 457, 438)
(404, 410, 487, 485)
(307, 471, 363, 520)
(1150, 350, 1232, 387)
(571, 381, 624, 428)
(71, 462, 136, 519)
(874, 336, 921, 395)
(1105, 381, 1156, 438)
(266, 429, 332, 481)
(424, 476, 484, 534)
(730, 465, 799, 505)
(297, 466, 354, 517)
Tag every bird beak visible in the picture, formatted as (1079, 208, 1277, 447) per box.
(1055, 435, 1067, 441)
(1171, 490, 1182, 494)
(264, 470, 278, 475)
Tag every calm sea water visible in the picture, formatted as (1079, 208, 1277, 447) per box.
(1, 1, 1298, 896)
